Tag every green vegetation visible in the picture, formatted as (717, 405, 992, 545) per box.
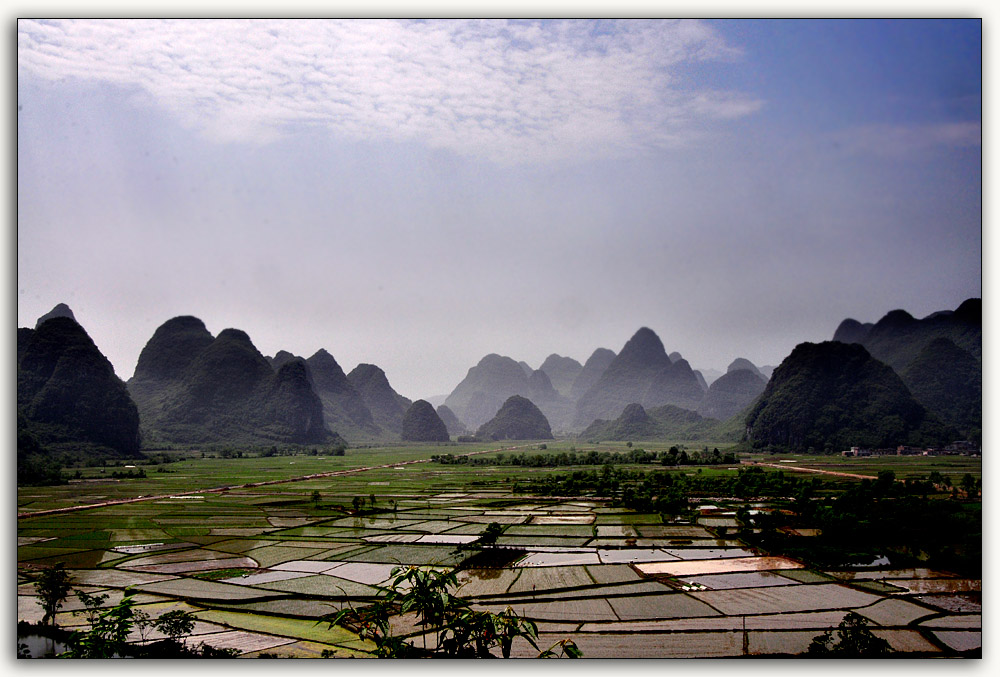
(434, 446, 738, 468)
(18, 317, 142, 458)
(325, 565, 576, 658)
(581, 403, 739, 442)
(807, 612, 892, 657)
(400, 400, 450, 442)
(476, 395, 554, 440)
(33, 563, 71, 626)
(17, 445, 981, 658)
(745, 341, 951, 452)
(902, 337, 981, 436)
(127, 318, 336, 446)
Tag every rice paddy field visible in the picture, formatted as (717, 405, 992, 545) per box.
(17, 444, 982, 658)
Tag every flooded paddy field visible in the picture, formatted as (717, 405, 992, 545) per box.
(17, 446, 982, 657)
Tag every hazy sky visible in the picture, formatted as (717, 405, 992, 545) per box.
(17, 18, 982, 400)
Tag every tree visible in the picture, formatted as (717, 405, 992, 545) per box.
(311, 490, 321, 505)
(154, 610, 197, 646)
(62, 590, 137, 657)
(73, 589, 109, 625)
(34, 563, 72, 626)
(807, 612, 892, 657)
(961, 473, 978, 497)
(133, 608, 154, 645)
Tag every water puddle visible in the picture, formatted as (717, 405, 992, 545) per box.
(518, 551, 601, 567)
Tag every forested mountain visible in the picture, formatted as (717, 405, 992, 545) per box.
(698, 368, 767, 421)
(642, 357, 706, 411)
(832, 298, 981, 438)
(304, 349, 380, 441)
(475, 395, 554, 440)
(538, 354, 583, 397)
(444, 354, 533, 429)
(128, 317, 336, 445)
(833, 298, 980, 371)
(581, 402, 738, 442)
(436, 405, 468, 437)
(401, 400, 451, 442)
(744, 341, 951, 452)
(348, 363, 412, 434)
(569, 348, 616, 401)
(901, 337, 981, 437)
(726, 358, 764, 379)
(573, 327, 674, 426)
(34, 302, 76, 328)
(443, 353, 575, 432)
(18, 313, 143, 457)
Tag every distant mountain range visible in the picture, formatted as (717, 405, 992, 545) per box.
(443, 326, 767, 438)
(18, 315, 142, 458)
(17, 298, 980, 465)
(832, 298, 981, 437)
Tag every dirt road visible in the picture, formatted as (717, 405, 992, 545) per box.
(17, 444, 531, 519)
(751, 461, 879, 481)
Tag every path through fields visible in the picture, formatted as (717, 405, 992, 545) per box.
(751, 461, 879, 481)
(17, 444, 531, 519)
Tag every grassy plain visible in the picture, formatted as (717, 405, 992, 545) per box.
(17, 442, 982, 658)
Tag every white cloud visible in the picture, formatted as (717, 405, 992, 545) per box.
(831, 121, 982, 157)
(17, 18, 762, 163)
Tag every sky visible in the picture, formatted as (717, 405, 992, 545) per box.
(16, 18, 982, 400)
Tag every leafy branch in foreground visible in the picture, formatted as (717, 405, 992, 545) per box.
(323, 564, 573, 658)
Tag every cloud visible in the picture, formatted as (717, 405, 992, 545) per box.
(17, 18, 762, 163)
(829, 121, 981, 157)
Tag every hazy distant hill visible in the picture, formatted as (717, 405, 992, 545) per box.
(744, 341, 950, 452)
(832, 318, 874, 345)
(727, 357, 764, 379)
(580, 402, 737, 443)
(128, 317, 336, 445)
(573, 327, 673, 427)
(833, 298, 981, 372)
(436, 404, 468, 437)
(475, 395, 553, 441)
(347, 363, 412, 434)
(698, 367, 724, 387)
(569, 348, 616, 402)
(401, 399, 450, 442)
(34, 302, 76, 328)
(539, 354, 583, 397)
(901, 337, 981, 436)
(444, 354, 531, 429)
(19, 313, 142, 457)
(305, 349, 380, 441)
(697, 368, 767, 421)
(642, 357, 706, 411)
(268, 350, 299, 370)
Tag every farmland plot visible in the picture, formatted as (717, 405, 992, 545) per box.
(690, 583, 882, 616)
(16, 450, 982, 658)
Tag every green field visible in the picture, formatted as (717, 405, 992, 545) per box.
(18, 444, 982, 658)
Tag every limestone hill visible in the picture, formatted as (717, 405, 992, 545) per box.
(128, 317, 336, 446)
(698, 368, 767, 421)
(18, 315, 142, 457)
(475, 395, 554, 441)
(401, 400, 451, 442)
(744, 341, 950, 452)
(348, 364, 412, 434)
